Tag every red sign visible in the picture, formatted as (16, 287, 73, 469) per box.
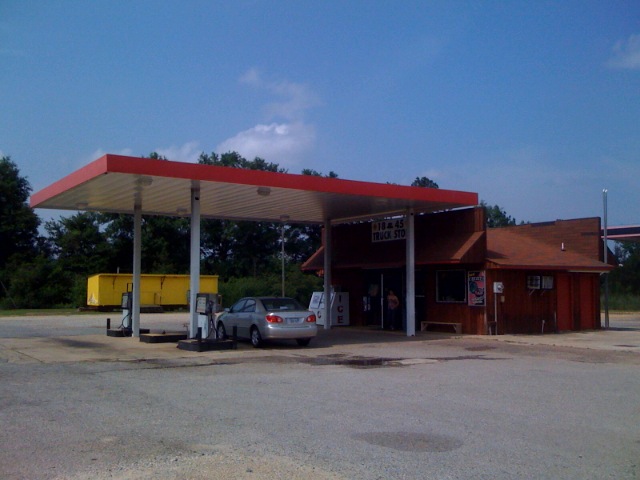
(468, 271, 486, 307)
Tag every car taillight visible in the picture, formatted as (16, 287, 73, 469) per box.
(305, 314, 317, 323)
(266, 314, 284, 323)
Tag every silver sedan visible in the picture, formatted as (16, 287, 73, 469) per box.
(215, 297, 318, 347)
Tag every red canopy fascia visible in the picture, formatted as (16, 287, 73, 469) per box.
(30, 154, 479, 225)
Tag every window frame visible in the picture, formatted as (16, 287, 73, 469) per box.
(436, 269, 467, 304)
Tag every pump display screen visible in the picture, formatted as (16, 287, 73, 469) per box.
(196, 295, 209, 314)
(121, 293, 131, 309)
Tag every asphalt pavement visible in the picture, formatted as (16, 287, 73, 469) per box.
(0, 312, 639, 479)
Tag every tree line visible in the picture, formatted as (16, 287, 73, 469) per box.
(2, 153, 636, 310)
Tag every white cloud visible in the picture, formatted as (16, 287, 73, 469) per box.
(266, 82, 321, 121)
(217, 69, 321, 166)
(239, 67, 262, 87)
(239, 68, 321, 121)
(83, 144, 201, 165)
(217, 122, 315, 167)
(607, 33, 640, 70)
(154, 141, 201, 163)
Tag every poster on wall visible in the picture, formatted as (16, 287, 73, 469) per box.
(467, 271, 486, 306)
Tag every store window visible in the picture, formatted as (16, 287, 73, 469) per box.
(436, 270, 467, 303)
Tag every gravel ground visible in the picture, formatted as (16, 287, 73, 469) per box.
(1, 313, 639, 479)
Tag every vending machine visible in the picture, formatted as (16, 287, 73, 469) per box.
(309, 291, 350, 326)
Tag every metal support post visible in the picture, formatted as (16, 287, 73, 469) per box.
(405, 209, 416, 336)
(323, 219, 332, 330)
(603, 189, 609, 329)
(189, 185, 201, 338)
(132, 203, 142, 337)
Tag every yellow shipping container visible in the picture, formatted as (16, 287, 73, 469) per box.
(86, 274, 218, 309)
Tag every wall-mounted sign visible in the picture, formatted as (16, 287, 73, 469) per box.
(371, 219, 406, 243)
(468, 271, 486, 306)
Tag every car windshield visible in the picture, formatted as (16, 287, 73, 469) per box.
(261, 298, 304, 312)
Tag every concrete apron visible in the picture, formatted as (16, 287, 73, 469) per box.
(0, 313, 638, 365)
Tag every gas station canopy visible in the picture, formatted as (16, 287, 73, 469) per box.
(30, 155, 478, 223)
(602, 225, 640, 244)
(30, 154, 479, 339)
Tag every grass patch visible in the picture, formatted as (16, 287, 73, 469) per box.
(602, 293, 640, 312)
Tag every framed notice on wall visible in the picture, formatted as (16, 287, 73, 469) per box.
(467, 271, 486, 306)
(371, 218, 406, 243)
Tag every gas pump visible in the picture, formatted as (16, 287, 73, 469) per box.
(120, 291, 133, 334)
(196, 293, 220, 339)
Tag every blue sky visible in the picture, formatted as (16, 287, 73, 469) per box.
(1, 1, 639, 226)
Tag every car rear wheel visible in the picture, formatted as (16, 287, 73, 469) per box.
(216, 322, 227, 340)
(250, 327, 263, 348)
(296, 338, 311, 347)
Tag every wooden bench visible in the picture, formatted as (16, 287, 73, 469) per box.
(421, 321, 462, 334)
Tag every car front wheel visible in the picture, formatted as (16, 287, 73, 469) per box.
(250, 327, 263, 348)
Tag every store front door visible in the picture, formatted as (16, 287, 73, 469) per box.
(363, 269, 404, 330)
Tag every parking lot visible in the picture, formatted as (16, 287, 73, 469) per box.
(1, 312, 639, 479)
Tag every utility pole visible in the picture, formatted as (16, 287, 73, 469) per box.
(280, 215, 289, 297)
(603, 189, 609, 330)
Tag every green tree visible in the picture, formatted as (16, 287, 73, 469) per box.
(411, 176, 439, 189)
(0, 156, 42, 306)
(99, 213, 134, 273)
(45, 212, 111, 274)
(301, 168, 338, 178)
(3, 255, 61, 308)
(0, 156, 40, 267)
(481, 201, 517, 228)
(43, 212, 113, 306)
(141, 215, 191, 273)
(198, 152, 287, 278)
(610, 242, 640, 295)
(199, 151, 286, 172)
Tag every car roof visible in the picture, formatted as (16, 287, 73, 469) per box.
(253, 296, 296, 301)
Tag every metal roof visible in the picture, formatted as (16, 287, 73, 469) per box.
(487, 229, 613, 272)
(30, 154, 478, 224)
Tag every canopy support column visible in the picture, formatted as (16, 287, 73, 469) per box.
(323, 219, 332, 330)
(132, 203, 142, 337)
(405, 209, 416, 336)
(189, 185, 201, 338)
